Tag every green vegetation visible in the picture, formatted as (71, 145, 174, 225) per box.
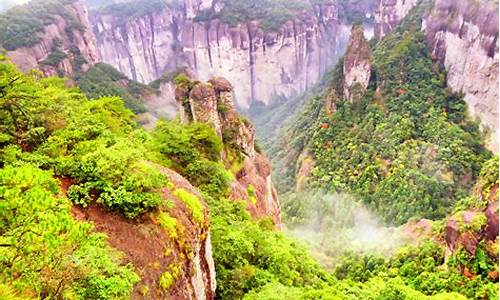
(0, 0, 82, 51)
(0, 162, 139, 298)
(41, 38, 67, 68)
(157, 211, 178, 239)
(75, 63, 151, 113)
(94, 0, 180, 20)
(195, 0, 309, 32)
(173, 188, 205, 223)
(159, 263, 181, 290)
(273, 14, 491, 225)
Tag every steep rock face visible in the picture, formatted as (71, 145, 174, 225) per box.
(72, 167, 216, 300)
(374, 0, 419, 38)
(424, 0, 499, 152)
(7, 0, 98, 76)
(91, 1, 351, 108)
(343, 25, 372, 102)
(175, 76, 282, 226)
(374, 0, 499, 152)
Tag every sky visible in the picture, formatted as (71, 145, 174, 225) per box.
(0, 0, 31, 12)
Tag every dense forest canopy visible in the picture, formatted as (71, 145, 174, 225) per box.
(0, 0, 498, 298)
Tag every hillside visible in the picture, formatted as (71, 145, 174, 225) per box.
(0, 0, 498, 299)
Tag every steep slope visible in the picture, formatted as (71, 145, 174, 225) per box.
(275, 5, 492, 225)
(374, 0, 499, 152)
(90, 0, 351, 108)
(1, 0, 98, 76)
(0, 56, 216, 299)
(424, 0, 499, 152)
(174, 75, 281, 226)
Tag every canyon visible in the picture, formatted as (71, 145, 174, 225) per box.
(0, 0, 498, 298)
(374, 0, 499, 151)
(90, 0, 351, 108)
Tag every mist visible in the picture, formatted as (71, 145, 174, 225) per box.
(0, 0, 30, 12)
(283, 191, 407, 270)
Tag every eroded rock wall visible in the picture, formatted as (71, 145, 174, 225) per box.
(343, 25, 372, 102)
(7, 0, 98, 76)
(374, 0, 499, 152)
(175, 76, 282, 226)
(424, 0, 499, 152)
(91, 1, 351, 108)
(374, 0, 420, 38)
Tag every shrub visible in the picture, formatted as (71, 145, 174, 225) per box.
(173, 188, 204, 223)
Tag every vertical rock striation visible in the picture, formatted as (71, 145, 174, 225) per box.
(375, 0, 499, 152)
(7, 0, 99, 76)
(374, 0, 420, 38)
(91, 1, 351, 108)
(424, 0, 499, 152)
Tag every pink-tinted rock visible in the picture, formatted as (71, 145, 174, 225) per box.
(485, 201, 499, 241)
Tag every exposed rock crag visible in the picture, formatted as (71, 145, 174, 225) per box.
(7, 0, 98, 76)
(374, 0, 419, 38)
(343, 25, 372, 102)
(72, 167, 216, 300)
(424, 0, 499, 152)
(175, 76, 282, 227)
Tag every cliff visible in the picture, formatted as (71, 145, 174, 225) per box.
(374, 0, 420, 38)
(72, 167, 217, 299)
(175, 76, 282, 226)
(424, 0, 499, 152)
(343, 24, 372, 102)
(4, 0, 99, 76)
(90, 0, 351, 108)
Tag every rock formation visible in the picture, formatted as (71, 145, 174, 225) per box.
(424, 0, 499, 152)
(374, 0, 420, 38)
(6, 0, 99, 76)
(90, 0, 351, 108)
(343, 24, 372, 102)
(175, 76, 282, 226)
(72, 167, 216, 299)
(374, 0, 499, 152)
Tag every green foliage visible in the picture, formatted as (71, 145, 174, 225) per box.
(288, 29, 490, 225)
(0, 164, 139, 298)
(157, 212, 178, 239)
(152, 120, 231, 199)
(195, 0, 309, 32)
(208, 196, 333, 299)
(0, 0, 82, 51)
(75, 63, 150, 113)
(159, 263, 182, 290)
(0, 56, 167, 218)
(41, 39, 68, 67)
(94, 0, 179, 20)
(479, 156, 499, 199)
(173, 188, 205, 223)
(331, 240, 498, 300)
(159, 272, 175, 290)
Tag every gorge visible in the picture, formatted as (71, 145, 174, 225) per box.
(0, 0, 498, 299)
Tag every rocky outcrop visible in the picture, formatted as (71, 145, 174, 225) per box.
(343, 25, 372, 102)
(374, 0, 499, 152)
(7, 0, 98, 76)
(72, 167, 216, 300)
(91, 1, 351, 108)
(175, 76, 282, 226)
(374, 0, 419, 38)
(424, 0, 499, 152)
